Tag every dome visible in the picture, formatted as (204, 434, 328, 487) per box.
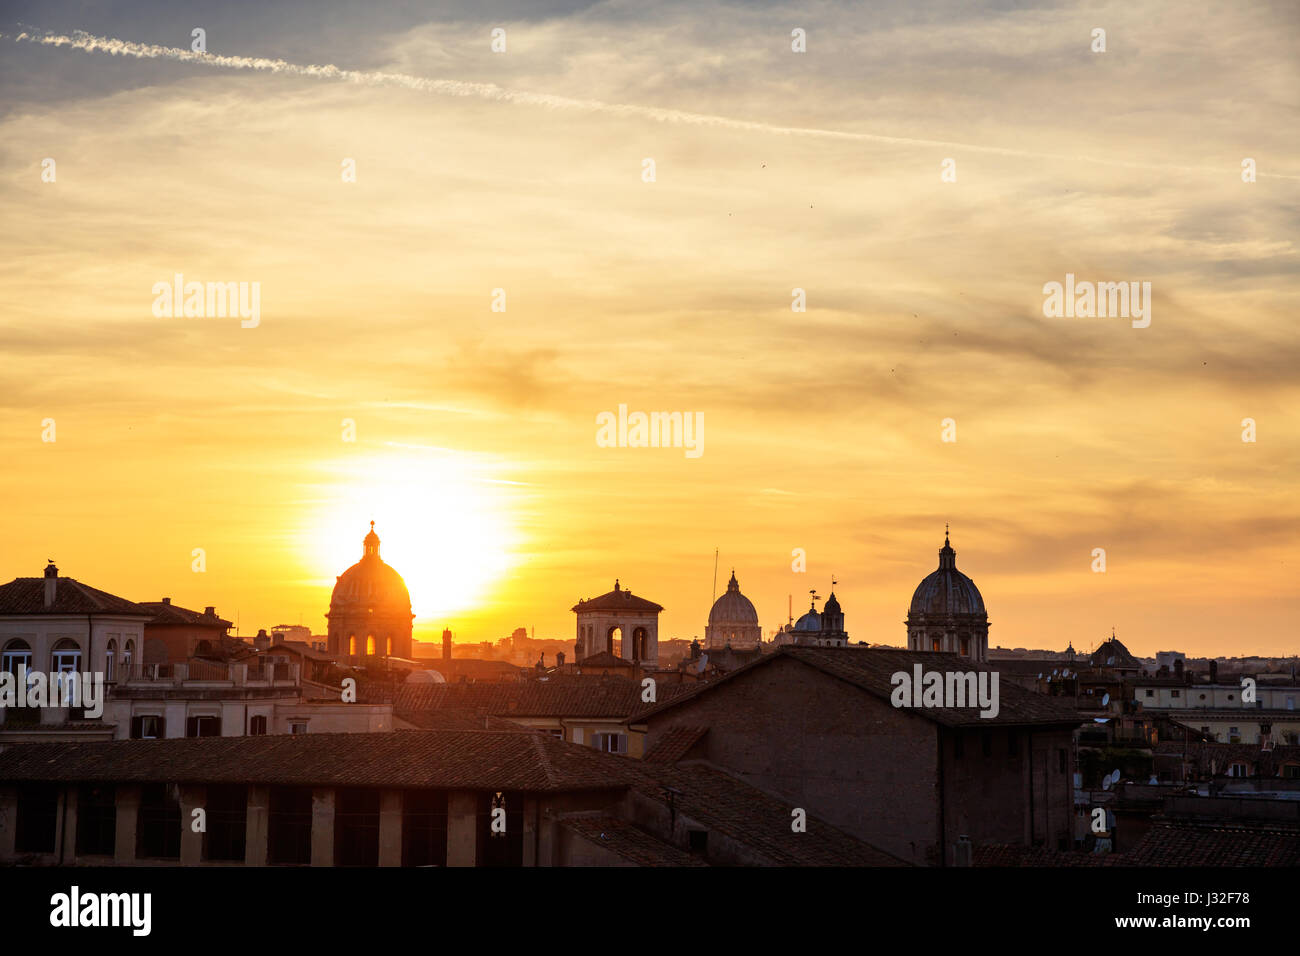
(794, 608, 822, 631)
(823, 593, 841, 615)
(330, 523, 412, 613)
(405, 669, 446, 684)
(708, 571, 758, 627)
(908, 535, 985, 618)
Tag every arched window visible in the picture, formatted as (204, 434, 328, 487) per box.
(52, 638, 82, 673)
(386, 636, 392, 657)
(931, 635, 942, 652)
(607, 626, 622, 657)
(122, 640, 135, 679)
(366, 635, 376, 656)
(2, 639, 32, 676)
(106, 640, 117, 681)
(960, 636, 970, 656)
(633, 627, 648, 659)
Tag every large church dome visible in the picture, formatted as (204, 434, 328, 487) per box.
(326, 522, 413, 660)
(704, 570, 762, 650)
(908, 535, 985, 617)
(709, 571, 758, 627)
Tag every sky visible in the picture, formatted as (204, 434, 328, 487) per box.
(1, 0, 1297, 658)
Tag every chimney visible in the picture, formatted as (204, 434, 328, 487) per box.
(953, 834, 973, 867)
(254, 629, 270, 651)
(161, 597, 171, 605)
(43, 561, 58, 608)
(204, 606, 215, 617)
(442, 627, 452, 661)
(1209, 660, 1218, 683)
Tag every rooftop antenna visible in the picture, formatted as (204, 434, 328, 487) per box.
(711, 547, 719, 606)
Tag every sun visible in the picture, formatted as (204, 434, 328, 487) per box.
(308, 451, 519, 624)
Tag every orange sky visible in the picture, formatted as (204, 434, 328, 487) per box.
(1, 2, 1297, 658)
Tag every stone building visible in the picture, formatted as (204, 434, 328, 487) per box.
(572, 580, 660, 665)
(326, 523, 413, 662)
(906, 532, 989, 662)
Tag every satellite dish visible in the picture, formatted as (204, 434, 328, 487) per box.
(1107, 656, 1115, 665)
(1102, 776, 1111, 791)
(1052, 669, 1058, 676)
(1110, 769, 1121, 784)
(1093, 717, 1110, 723)
(1037, 673, 1043, 680)
(1148, 775, 1159, 785)
(1102, 693, 1110, 706)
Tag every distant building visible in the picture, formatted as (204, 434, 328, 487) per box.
(572, 580, 660, 665)
(906, 532, 989, 662)
(771, 590, 849, 647)
(705, 571, 761, 650)
(325, 523, 413, 662)
(137, 598, 233, 666)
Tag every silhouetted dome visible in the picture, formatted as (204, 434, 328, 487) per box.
(908, 535, 985, 618)
(330, 524, 411, 614)
(709, 571, 758, 627)
(822, 593, 841, 615)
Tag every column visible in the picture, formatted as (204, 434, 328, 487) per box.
(378, 790, 403, 867)
(310, 788, 335, 867)
(446, 790, 477, 867)
(179, 784, 205, 865)
(245, 785, 269, 866)
(114, 785, 141, 864)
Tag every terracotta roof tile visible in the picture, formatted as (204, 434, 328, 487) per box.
(560, 815, 708, 866)
(0, 577, 150, 616)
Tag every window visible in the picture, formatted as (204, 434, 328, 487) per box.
(593, 733, 627, 754)
(51, 639, 81, 674)
(348, 636, 356, 656)
(366, 635, 375, 656)
(122, 640, 134, 679)
(249, 715, 268, 736)
(547, 729, 563, 739)
(204, 785, 247, 862)
(131, 714, 165, 739)
(1171, 689, 1181, 698)
(105, 641, 116, 682)
(15, 784, 59, 854)
(386, 637, 393, 656)
(268, 787, 313, 865)
(290, 722, 308, 735)
(334, 788, 381, 866)
(1228, 763, 1248, 778)
(960, 637, 970, 656)
(1145, 689, 1154, 698)
(931, 637, 941, 652)
(1, 639, 32, 676)
(136, 784, 181, 860)
(402, 790, 448, 867)
(186, 715, 221, 737)
(75, 785, 116, 857)
(1282, 765, 1300, 779)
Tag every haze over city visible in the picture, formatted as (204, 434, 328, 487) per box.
(1, 0, 1296, 657)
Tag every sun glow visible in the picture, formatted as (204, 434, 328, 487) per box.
(307, 451, 520, 626)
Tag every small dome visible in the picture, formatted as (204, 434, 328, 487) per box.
(330, 524, 412, 612)
(908, 535, 985, 618)
(708, 571, 759, 627)
(795, 608, 822, 631)
(823, 592, 841, 615)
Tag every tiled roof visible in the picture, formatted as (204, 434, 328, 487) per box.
(572, 584, 663, 614)
(633, 646, 1087, 728)
(0, 730, 638, 792)
(394, 676, 691, 721)
(974, 844, 1116, 866)
(577, 651, 634, 668)
(0, 577, 151, 616)
(560, 815, 708, 866)
(137, 601, 232, 628)
(630, 762, 909, 866)
(642, 725, 708, 764)
(1122, 820, 1300, 866)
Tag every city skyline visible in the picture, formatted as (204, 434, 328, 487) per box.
(2, 1, 1296, 658)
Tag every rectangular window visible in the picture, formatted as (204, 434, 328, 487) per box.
(1145, 689, 1154, 697)
(593, 733, 627, 754)
(15, 784, 59, 854)
(130, 714, 165, 739)
(268, 787, 313, 865)
(204, 784, 248, 862)
(249, 714, 268, 736)
(75, 784, 116, 857)
(186, 715, 221, 737)
(334, 788, 381, 867)
(1171, 690, 1181, 698)
(402, 790, 448, 868)
(136, 783, 181, 860)
(290, 722, 308, 735)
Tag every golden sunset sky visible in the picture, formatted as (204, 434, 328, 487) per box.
(1, 1, 1296, 657)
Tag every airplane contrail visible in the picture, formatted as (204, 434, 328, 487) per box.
(7, 29, 1297, 181)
